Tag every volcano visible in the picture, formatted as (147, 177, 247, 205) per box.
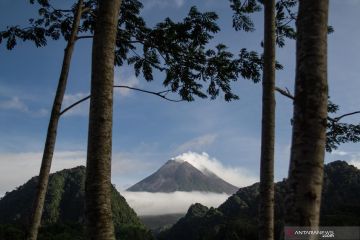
(127, 159, 238, 194)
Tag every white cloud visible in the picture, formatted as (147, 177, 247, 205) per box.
(112, 152, 155, 176)
(332, 150, 349, 156)
(348, 152, 360, 169)
(349, 159, 360, 169)
(121, 191, 229, 216)
(62, 92, 89, 116)
(172, 152, 258, 187)
(143, 0, 184, 10)
(176, 134, 217, 153)
(0, 151, 157, 196)
(0, 96, 29, 112)
(0, 96, 48, 117)
(0, 151, 86, 196)
(329, 150, 360, 169)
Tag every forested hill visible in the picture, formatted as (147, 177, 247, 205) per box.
(0, 166, 153, 240)
(158, 161, 360, 240)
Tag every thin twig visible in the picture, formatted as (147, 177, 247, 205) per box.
(113, 85, 183, 102)
(280, 0, 297, 21)
(275, 86, 360, 122)
(60, 95, 90, 116)
(76, 35, 93, 40)
(275, 86, 294, 100)
(60, 85, 182, 116)
(129, 48, 166, 72)
(333, 111, 360, 122)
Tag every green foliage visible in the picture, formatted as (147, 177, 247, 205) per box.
(274, 0, 297, 47)
(229, 1, 360, 150)
(0, 0, 344, 104)
(1, 0, 265, 102)
(229, 0, 298, 47)
(115, 224, 154, 240)
(0, 167, 154, 239)
(37, 223, 84, 240)
(111, 185, 143, 229)
(0, 222, 155, 240)
(0, 224, 25, 240)
(326, 100, 360, 152)
(229, 0, 262, 32)
(327, 122, 360, 152)
(42, 174, 65, 224)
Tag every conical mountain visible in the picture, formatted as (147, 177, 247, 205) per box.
(127, 160, 238, 194)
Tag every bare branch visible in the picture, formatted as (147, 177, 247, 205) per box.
(76, 35, 94, 40)
(275, 86, 294, 100)
(60, 85, 182, 116)
(332, 111, 360, 122)
(81, 7, 91, 14)
(60, 95, 90, 116)
(275, 86, 360, 122)
(113, 85, 183, 102)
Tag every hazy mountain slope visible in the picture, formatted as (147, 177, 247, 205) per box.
(159, 161, 360, 240)
(127, 160, 238, 194)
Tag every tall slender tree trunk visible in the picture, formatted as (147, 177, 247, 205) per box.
(27, 1, 83, 240)
(84, 0, 121, 239)
(259, 0, 276, 240)
(285, 0, 329, 230)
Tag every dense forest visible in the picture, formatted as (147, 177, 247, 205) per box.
(0, 167, 153, 240)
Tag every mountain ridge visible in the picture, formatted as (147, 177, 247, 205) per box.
(158, 160, 360, 240)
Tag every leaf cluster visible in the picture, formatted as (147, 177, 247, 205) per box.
(1, 0, 265, 102)
(229, 0, 297, 48)
(327, 121, 360, 152)
(326, 100, 360, 152)
(275, 0, 297, 47)
(0, 1, 79, 49)
(121, 6, 264, 101)
(230, 0, 262, 32)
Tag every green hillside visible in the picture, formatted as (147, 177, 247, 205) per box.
(159, 161, 360, 240)
(0, 166, 153, 240)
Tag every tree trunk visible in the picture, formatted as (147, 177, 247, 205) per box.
(285, 0, 329, 230)
(27, 1, 83, 239)
(84, 0, 121, 239)
(259, 0, 276, 240)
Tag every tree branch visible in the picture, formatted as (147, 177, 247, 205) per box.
(275, 86, 360, 122)
(275, 86, 294, 100)
(60, 95, 90, 116)
(60, 85, 182, 116)
(332, 111, 360, 122)
(113, 85, 183, 102)
(76, 35, 94, 40)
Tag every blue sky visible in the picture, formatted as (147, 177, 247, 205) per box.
(0, 0, 359, 199)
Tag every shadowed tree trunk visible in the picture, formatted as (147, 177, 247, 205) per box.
(259, 0, 276, 240)
(27, 1, 83, 239)
(285, 0, 329, 230)
(84, 0, 121, 239)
